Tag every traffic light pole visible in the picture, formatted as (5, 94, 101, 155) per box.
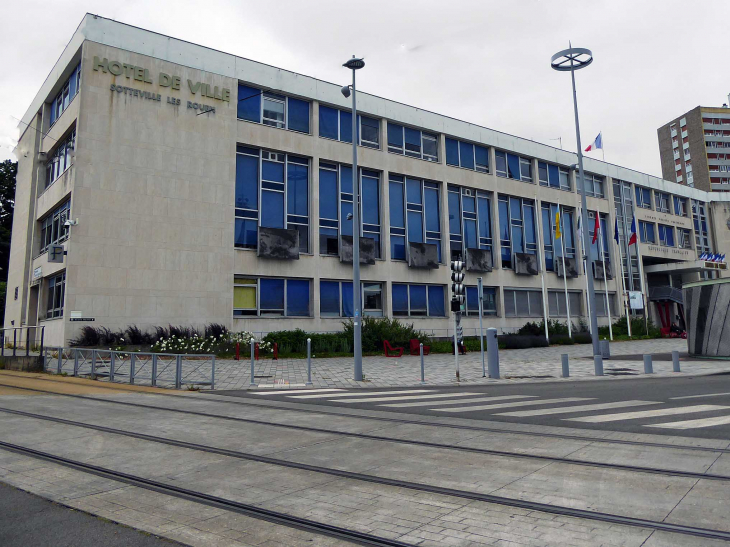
(451, 258, 465, 382)
(453, 313, 459, 381)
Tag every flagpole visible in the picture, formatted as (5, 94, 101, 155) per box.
(535, 194, 549, 344)
(615, 216, 631, 338)
(598, 216, 613, 340)
(558, 202, 572, 338)
(635, 218, 649, 335)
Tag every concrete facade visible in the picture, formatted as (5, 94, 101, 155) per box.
(7, 14, 730, 346)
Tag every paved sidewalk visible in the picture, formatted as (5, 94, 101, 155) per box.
(212, 339, 729, 390)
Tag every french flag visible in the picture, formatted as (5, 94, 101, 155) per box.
(628, 216, 637, 246)
(585, 132, 602, 152)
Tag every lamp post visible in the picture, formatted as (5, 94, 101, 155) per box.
(551, 45, 601, 363)
(342, 56, 365, 381)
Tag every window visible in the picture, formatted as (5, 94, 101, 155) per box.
(495, 151, 532, 182)
(658, 224, 674, 247)
(540, 163, 572, 191)
(582, 173, 604, 198)
(635, 186, 652, 209)
(547, 290, 582, 317)
(389, 175, 441, 261)
(519, 158, 533, 182)
(39, 201, 70, 254)
(45, 272, 65, 319)
(49, 63, 81, 127)
(498, 195, 537, 269)
(320, 280, 383, 317)
(235, 146, 310, 253)
(236, 84, 310, 133)
(678, 228, 692, 249)
(45, 129, 76, 188)
(503, 289, 543, 317)
(319, 105, 379, 148)
(655, 192, 671, 213)
(541, 203, 576, 272)
(638, 221, 655, 244)
(673, 196, 688, 217)
(691, 200, 710, 254)
(392, 284, 445, 317)
(448, 186, 493, 263)
(587, 211, 610, 263)
(466, 286, 497, 316)
(594, 293, 615, 317)
(445, 138, 489, 173)
(318, 162, 381, 258)
(234, 277, 310, 316)
(387, 122, 438, 162)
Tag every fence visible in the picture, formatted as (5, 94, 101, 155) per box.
(1, 326, 45, 357)
(44, 347, 215, 389)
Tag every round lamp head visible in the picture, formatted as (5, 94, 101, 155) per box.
(341, 85, 351, 98)
(551, 47, 593, 71)
(343, 56, 365, 70)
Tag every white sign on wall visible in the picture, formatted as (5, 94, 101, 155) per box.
(628, 291, 644, 310)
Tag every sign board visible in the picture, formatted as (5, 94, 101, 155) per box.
(70, 318, 95, 322)
(48, 245, 64, 263)
(628, 291, 644, 310)
(32, 267, 42, 280)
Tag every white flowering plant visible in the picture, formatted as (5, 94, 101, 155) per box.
(151, 331, 272, 356)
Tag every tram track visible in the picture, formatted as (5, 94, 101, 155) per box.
(1, 420, 729, 543)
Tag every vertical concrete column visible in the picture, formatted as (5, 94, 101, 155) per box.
(310, 101, 322, 322)
(672, 350, 680, 372)
(487, 327, 500, 379)
(561, 354, 569, 377)
(643, 354, 653, 374)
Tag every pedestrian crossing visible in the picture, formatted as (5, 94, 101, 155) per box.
(250, 387, 730, 430)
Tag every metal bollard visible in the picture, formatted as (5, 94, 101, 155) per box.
(73, 349, 79, 376)
(91, 350, 96, 380)
(486, 328, 500, 379)
(672, 350, 680, 373)
(249, 342, 257, 388)
(643, 354, 653, 374)
(129, 354, 136, 385)
(305, 338, 313, 386)
(211, 355, 216, 390)
(26, 327, 30, 357)
(151, 354, 158, 387)
(175, 355, 182, 389)
(561, 354, 570, 378)
(594, 355, 604, 376)
(110, 352, 116, 382)
(13, 330, 16, 357)
(420, 343, 426, 384)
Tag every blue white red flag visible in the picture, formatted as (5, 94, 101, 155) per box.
(585, 132, 602, 152)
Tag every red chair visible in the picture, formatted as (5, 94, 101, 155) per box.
(452, 342, 467, 355)
(383, 340, 404, 358)
(409, 339, 430, 356)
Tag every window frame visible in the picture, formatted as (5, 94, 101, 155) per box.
(389, 175, 441, 263)
(44, 272, 66, 319)
(655, 192, 671, 213)
(503, 288, 544, 318)
(39, 201, 70, 256)
(45, 129, 76, 190)
(445, 137, 489, 173)
(639, 220, 656, 244)
(658, 224, 675, 247)
(319, 105, 380, 149)
(391, 283, 446, 317)
(49, 63, 81, 128)
(465, 285, 498, 316)
(635, 186, 653, 209)
(387, 122, 439, 162)
(237, 83, 311, 134)
(498, 195, 537, 269)
(320, 280, 384, 318)
(233, 277, 311, 317)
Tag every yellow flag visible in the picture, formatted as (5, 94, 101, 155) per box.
(555, 211, 561, 239)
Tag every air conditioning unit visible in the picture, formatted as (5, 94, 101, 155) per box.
(463, 189, 473, 197)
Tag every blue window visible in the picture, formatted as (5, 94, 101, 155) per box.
(387, 122, 438, 161)
(237, 83, 310, 133)
(237, 278, 311, 317)
(446, 137, 488, 172)
(541, 205, 554, 271)
(50, 63, 81, 126)
(237, 84, 261, 122)
(235, 146, 310, 252)
(45, 129, 76, 188)
(588, 212, 610, 262)
(466, 286, 497, 316)
(448, 186, 490, 262)
(390, 175, 441, 261)
(639, 221, 656, 243)
(548, 164, 560, 188)
(499, 195, 536, 269)
(321, 281, 383, 317)
(319, 106, 379, 148)
(507, 153, 520, 180)
(635, 186, 652, 209)
(446, 138, 459, 166)
(496, 150, 531, 182)
(320, 281, 340, 316)
(582, 173, 605, 198)
(658, 224, 674, 247)
(318, 162, 381, 258)
(474, 145, 489, 172)
(459, 141, 475, 170)
(392, 284, 445, 317)
(495, 151, 507, 177)
(673, 196, 687, 217)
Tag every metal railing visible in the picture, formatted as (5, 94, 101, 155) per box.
(0, 326, 45, 358)
(43, 347, 215, 389)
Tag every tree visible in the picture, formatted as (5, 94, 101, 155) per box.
(0, 160, 16, 323)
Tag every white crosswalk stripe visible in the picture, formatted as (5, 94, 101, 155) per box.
(289, 389, 432, 400)
(432, 397, 594, 413)
(339, 392, 482, 403)
(382, 395, 537, 408)
(670, 392, 730, 400)
(252, 388, 344, 395)
(647, 415, 730, 429)
(566, 404, 730, 423)
(495, 400, 659, 417)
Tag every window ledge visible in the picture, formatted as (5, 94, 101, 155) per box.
(40, 316, 64, 322)
(318, 135, 381, 151)
(47, 93, 79, 133)
(39, 164, 73, 197)
(236, 117, 312, 137)
(386, 150, 440, 165)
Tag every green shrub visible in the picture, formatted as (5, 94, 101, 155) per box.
(497, 334, 549, 350)
(518, 319, 573, 337)
(343, 317, 428, 352)
(550, 334, 575, 345)
(571, 332, 592, 344)
(605, 316, 661, 338)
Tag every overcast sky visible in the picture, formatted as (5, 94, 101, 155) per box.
(1, 0, 729, 177)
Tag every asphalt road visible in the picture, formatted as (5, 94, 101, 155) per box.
(0, 482, 181, 547)
(213, 373, 730, 439)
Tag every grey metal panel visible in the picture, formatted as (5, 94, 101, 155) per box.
(707, 284, 730, 356)
(339, 236, 376, 265)
(514, 253, 538, 275)
(408, 242, 439, 269)
(593, 261, 613, 280)
(466, 248, 493, 273)
(684, 285, 696, 353)
(701, 285, 719, 356)
(557, 257, 579, 278)
(257, 227, 300, 260)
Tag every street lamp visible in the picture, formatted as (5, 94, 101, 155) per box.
(342, 55, 365, 381)
(551, 45, 602, 371)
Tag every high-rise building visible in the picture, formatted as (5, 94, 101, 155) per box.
(6, 14, 730, 347)
(657, 99, 730, 192)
